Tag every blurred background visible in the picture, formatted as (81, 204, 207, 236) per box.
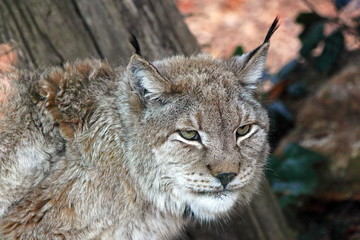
(177, 0, 359, 72)
(177, 0, 360, 239)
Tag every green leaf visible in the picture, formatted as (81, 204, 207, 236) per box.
(277, 59, 298, 81)
(335, 0, 352, 10)
(296, 12, 325, 41)
(267, 144, 325, 208)
(315, 31, 344, 72)
(299, 22, 324, 59)
(272, 180, 311, 195)
(232, 46, 244, 56)
(284, 143, 324, 164)
(296, 12, 323, 26)
(278, 194, 299, 208)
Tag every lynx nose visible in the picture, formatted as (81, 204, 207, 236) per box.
(215, 172, 237, 188)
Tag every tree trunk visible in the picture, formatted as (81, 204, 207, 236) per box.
(0, 0, 294, 239)
(0, 0, 198, 67)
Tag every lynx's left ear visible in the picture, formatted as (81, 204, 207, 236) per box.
(127, 35, 172, 104)
(228, 17, 279, 90)
(127, 54, 172, 101)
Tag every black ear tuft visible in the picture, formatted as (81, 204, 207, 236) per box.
(129, 34, 142, 56)
(263, 17, 280, 43)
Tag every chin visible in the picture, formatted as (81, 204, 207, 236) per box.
(175, 189, 240, 222)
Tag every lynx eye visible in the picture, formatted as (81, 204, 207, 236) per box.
(236, 124, 251, 137)
(178, 130, 200, 141)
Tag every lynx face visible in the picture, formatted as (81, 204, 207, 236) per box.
(150, 92, 269, 220)
(122, 48, 270, 221)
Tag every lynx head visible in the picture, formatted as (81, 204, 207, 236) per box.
(120, 18, 278, 221)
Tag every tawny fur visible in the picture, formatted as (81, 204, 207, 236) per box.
(0, 19, 278, 240)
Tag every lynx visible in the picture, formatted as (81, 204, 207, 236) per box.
(0, 18, 278, 239)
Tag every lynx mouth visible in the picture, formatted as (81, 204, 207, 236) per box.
(181, 187, 240, 219)
(189, 189, 237, 198)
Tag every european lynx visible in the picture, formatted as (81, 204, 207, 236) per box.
(0, 18, 278, 239)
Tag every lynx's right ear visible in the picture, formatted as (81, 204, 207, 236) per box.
(127, 54, 171, 101)
(228, 17, 279, 91)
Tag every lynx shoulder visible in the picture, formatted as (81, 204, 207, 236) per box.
(0, 18, 279, 240)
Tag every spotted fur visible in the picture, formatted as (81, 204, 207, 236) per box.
(0, 19, 278, 240)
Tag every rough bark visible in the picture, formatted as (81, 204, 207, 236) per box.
(0, 0, 294, 239)
(0, 0, 198, 67)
